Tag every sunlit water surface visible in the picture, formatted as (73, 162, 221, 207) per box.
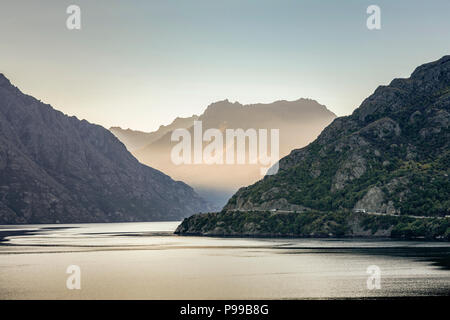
(0, 222, 449, 299)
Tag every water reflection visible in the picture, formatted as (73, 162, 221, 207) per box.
(0, 222, 449, 299)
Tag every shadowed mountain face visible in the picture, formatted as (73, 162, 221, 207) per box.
(0, 74, 210, 224)
(176, 56, 450, 239)
(224, 56, 450, 216)
(111, 99, 336, 208)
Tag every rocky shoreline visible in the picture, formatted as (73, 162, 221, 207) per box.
(175, 210, 450, 240)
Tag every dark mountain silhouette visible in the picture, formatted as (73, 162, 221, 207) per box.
(0, 74, 210, 224)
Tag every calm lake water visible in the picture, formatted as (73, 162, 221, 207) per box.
(0, 222, 449, 299)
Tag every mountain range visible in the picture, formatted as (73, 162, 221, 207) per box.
(0, 74, 210, 224)
(176, 56, 450, 239)
(111, 99, 336, 207)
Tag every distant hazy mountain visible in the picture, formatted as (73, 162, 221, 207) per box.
(224, 56, 450, 216)
(0, 74, 210, 224)
(110, 115, 198, 152)
(111, 99, 336, 207)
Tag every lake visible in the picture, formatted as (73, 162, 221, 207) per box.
(0, 222, 449, 299)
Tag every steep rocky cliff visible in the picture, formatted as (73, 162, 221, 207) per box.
(224, 56, 450, 217)
(0, 74, 210, 224)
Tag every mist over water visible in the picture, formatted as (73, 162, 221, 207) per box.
(0, 222, 449, 299)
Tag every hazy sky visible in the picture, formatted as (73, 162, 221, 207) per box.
(1, 0, 449, 132)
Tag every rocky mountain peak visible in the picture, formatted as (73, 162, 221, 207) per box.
(353, 55, 450, 123)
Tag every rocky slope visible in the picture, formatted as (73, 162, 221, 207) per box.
(177, 55, 450, 238)
(225, 55, 450, 216)
(110, 115, 198, 152)
(0, 74, 210, 224)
